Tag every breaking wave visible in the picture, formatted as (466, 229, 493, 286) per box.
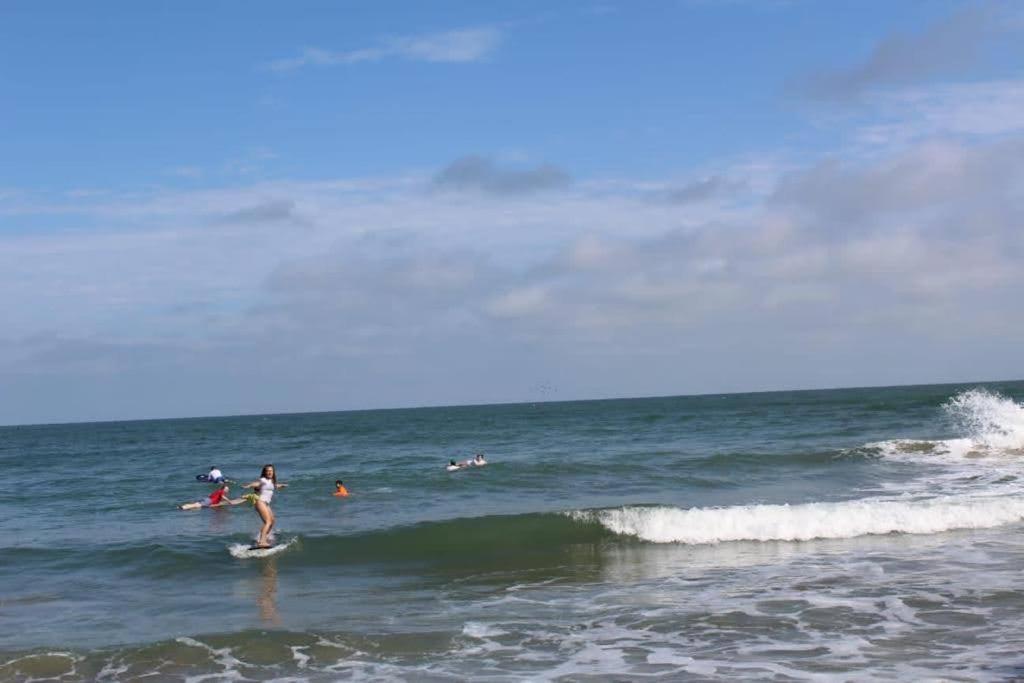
(870, 389, 1024, 461)
(578, 496, 1024, 544)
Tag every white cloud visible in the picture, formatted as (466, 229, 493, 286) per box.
(855, 80, 1024, 148)
(269, 27, 500, 71)
(397, 27, 501, 62)
(567, 235, 618, 269)
(486, 286, 549, 317)
(167, 166, 204, 179)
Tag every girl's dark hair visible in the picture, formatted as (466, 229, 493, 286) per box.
(335, 480, 343, 486)
(261, 464, 277, 484)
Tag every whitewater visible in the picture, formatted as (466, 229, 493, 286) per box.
(580, 494, 1024, 544)
(3, 381, 1024, 681)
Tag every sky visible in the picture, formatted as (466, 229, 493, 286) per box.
(2, 0, 1023, 425)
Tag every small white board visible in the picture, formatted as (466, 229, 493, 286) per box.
(228, 537, 296, 558)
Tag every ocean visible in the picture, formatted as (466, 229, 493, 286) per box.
(3, 381, 1024, 681)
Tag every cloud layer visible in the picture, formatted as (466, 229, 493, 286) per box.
(4, 97, 1024, 424)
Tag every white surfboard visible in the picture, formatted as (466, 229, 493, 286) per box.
(228, 536, 296, 558)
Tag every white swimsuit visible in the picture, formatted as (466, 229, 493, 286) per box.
(258, 477, 275, 504)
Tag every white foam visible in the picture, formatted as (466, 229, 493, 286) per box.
(0, 652, 80, 683)
(290, 645, 310, 669)
(462, 621, 506, 639)
(646, 648, 694, 666)
(177, 637, 246, 683)
(684, 659, 719, 676)
(866, 437, 978, 462)
(580, 495, 1024, 544)
(869, 390, 1024, 464)
(0, 652, 77, 668)
(859, 390, 1024, 503)
(95, 660, 131, 680)
(945, 388, 1024, 451)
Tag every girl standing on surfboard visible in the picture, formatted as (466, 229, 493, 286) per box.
(241, 464, 286, 549)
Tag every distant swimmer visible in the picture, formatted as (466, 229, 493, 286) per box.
(452, 454, 487, 469)
(242, 464, 287, 549)
(334, 480, 349, 497)
(196, 466, 228, 484)
(179, 484, 238, 510)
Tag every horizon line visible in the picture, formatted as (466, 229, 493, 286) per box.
(2, 376, 1021, 430)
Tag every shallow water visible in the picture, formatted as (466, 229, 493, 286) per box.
(3, 381, 1024, 680)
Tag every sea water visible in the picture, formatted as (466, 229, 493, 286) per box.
(3, 381, 1024, 680)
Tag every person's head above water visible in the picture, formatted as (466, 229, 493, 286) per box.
(335, 480, 343, 487)
(261, 464, 276, 483)
(449, 460, 457, 466)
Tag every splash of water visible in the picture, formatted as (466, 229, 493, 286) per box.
(944, 389, 1024, 451)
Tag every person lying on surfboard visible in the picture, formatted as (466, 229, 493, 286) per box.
(241, 464, 287, 549)
(451, 454, 486, 469)
(178, 484, 241, 510)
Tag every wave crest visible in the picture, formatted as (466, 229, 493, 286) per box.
(582, 496, 1024, 544)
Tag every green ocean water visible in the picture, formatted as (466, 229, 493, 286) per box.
(3, 381, 1024, 680)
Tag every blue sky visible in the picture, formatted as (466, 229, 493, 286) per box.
(2, 1, 1023, 424)
(3, 1, 964, 187)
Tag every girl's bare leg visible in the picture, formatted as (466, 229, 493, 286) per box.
(255, 501, 274, 546)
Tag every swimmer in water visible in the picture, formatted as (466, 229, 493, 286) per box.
(446, 460, 465, 472)
(241, 464, 287, 548)
(472, 453, 487, 466)
(333, 480, 349, 497)
(179, 484, 238, 510)
(206, 466, 226, 483)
